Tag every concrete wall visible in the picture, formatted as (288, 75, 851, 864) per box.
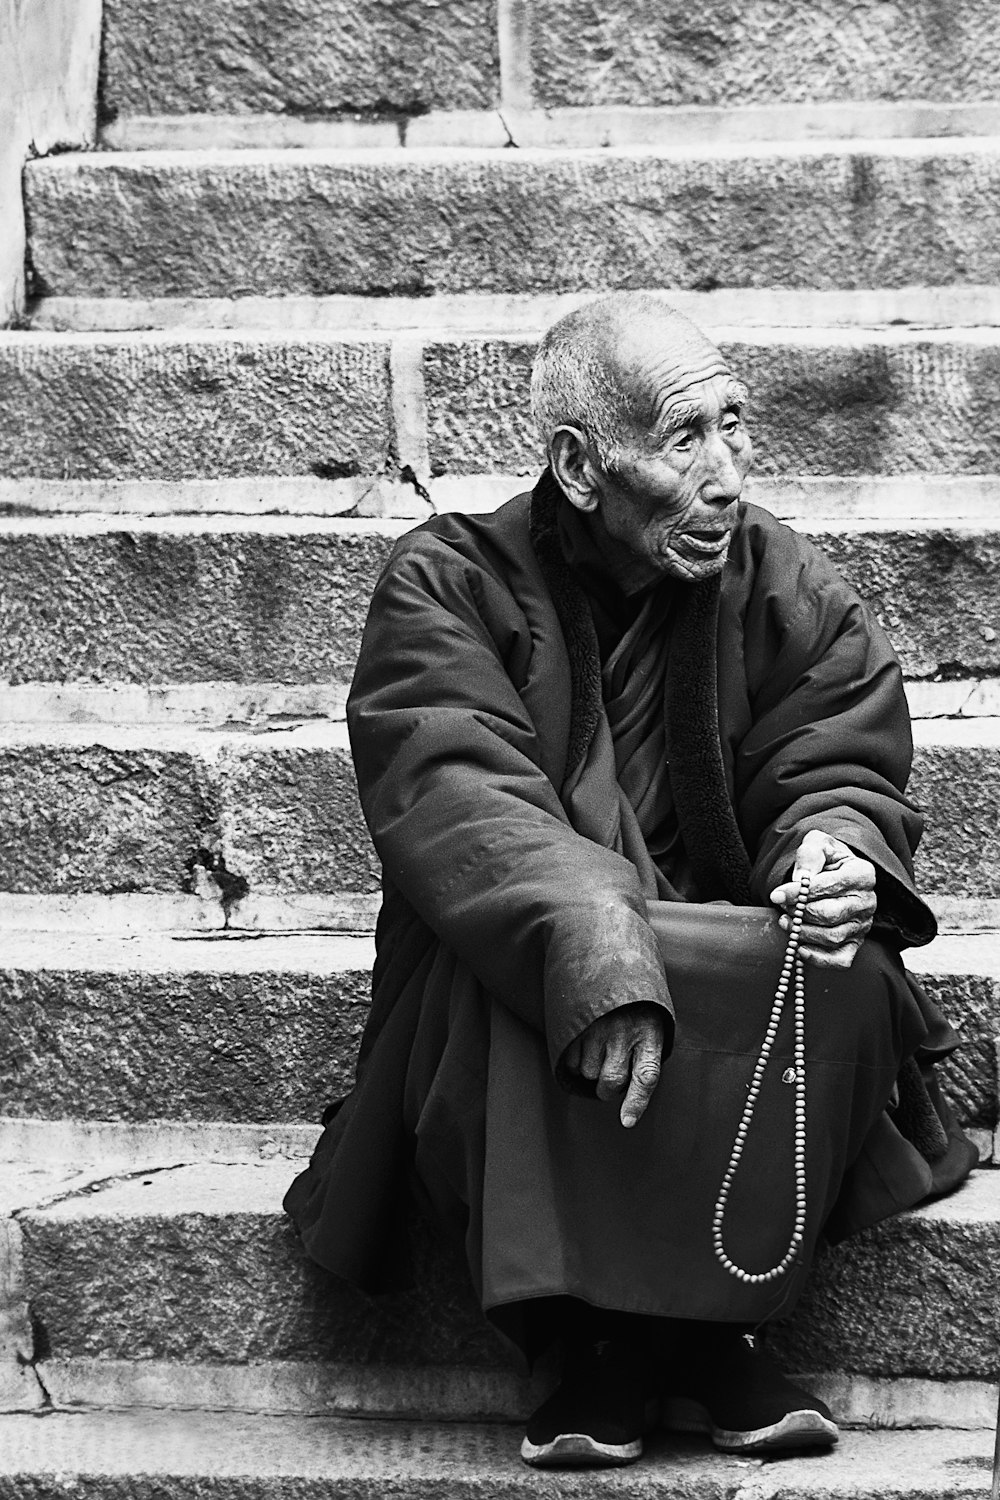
(0, 0, 101, 325)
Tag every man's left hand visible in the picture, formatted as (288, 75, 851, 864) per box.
(769, 829, 876, 969)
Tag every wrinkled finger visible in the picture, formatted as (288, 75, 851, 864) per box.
(769, 879, 801, 911)
(803, 864, 875, 901)
(797, 916, 872, 948)
(799, 938, 864, 970)
(579, 1032, 605, 1081)
(595, 1038, 633, 1102)
(620, 1038, 662, 1129)
(791, 830, 841, 881)
(798, 893, 876, 929)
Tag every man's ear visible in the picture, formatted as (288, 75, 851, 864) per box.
(550, 426, 601, 514)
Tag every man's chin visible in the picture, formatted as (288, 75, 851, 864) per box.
(659, 547, 731, 584)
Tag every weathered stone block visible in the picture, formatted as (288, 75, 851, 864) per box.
(25, 146, 1000, 298)
(2, 520, 999, 686)
(0, 962, 370, 1123)
(0, 1416, 991, 1500)
(425, 336, 1000, 481)
(16, 1163, 997, 1380)
(773, 1174, 1000, 1378)
(0, 741, 216, 893)
(100, 0, 499, 118)
(0, 335, 390, 479)
(1, 733, 999, 900)
(911, 746, 1000, 897)
(935, 1040, 998, 1131)
(18, 1166, 500, 1367)
(0, 526, 395, 686)
(814, 530, 1000, 682)
(531, 0, 1000, 108)
(219, 740, 379, 894)
(917, 970, 1000, 1042)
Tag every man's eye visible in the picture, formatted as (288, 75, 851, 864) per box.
(721, 412, 742, 435)
(671, 429, 694, 450)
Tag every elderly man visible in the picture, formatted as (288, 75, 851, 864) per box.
(285, 295, 975, 1468)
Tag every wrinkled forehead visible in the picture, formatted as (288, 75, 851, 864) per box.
(608, 321, 737, 425)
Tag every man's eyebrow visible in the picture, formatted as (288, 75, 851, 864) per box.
(655, 398, 701, 435)
(723, 379, 750, 409)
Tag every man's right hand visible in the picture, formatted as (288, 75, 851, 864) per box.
(562, 1002, 666, 1129)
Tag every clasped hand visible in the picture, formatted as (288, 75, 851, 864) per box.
(769, 829, 876, 969)
(563, 829, 876, 1130)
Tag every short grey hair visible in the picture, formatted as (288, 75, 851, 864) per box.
(530, 295, 657, 472)
(530, 293, 741, 472)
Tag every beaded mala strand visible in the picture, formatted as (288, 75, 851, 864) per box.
(712, 872, 811, 1285)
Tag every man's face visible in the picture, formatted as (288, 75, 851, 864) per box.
(593, 370, 753, 592)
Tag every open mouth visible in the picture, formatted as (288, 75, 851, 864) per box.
(682, 530, 731, 555)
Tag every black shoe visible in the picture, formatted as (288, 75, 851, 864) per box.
(660, 1330, 839, 1454)
(520, 1339, 651, 1468)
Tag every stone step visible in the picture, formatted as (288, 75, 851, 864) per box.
(29, 285, 1000, 335)
(0, 721, 373, 897)
(5, 1154, 999, 1404)
(24, 139, 1000, 300)
(0, 921, 996, 1144)
(6, 327, 1000, 483)
(3, 511, 1000, 686)
(96, 0, 1000, 122)
(100, 102, 1000, 152)
(0, 929, 375, 1124)
(4, 677, 1000, 732)
(0, 1416, 993, 1499)
(2, 719, 1000, 898)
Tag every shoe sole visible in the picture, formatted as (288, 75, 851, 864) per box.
(520, 1433, 643, 1468)
(660, 1397, 839, 1454)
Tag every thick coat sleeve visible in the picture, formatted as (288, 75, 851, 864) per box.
(732, 521, 934, 945)
(346, 537, 674, 1071)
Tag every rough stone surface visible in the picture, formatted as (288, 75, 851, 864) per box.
(100, 0, 498, 118)
(0, 1416, 991, 1499)
(0, 336, 390, 479)
(812, 529, 1000, 681)
(2, 522, 999, 686)
(15, 1164, 996, 1380)
(0, 527, 395, 685)
(531, 0, 1000, 108)
(0, 742, 216, 893)
(0, 939, 989, 1130)
(25, 146, 1000, 297)
(2, 734, 999, 898)
(772, 1177, 1000, 1378)
(0, 964, 369, 1123)
(934, 1039, 998, 1131)
(918, 970, 1000, 1042)
(18, 1170, 501, 1367)
(219, 740, 378, 894)
(425, 336, 1000, 480)
(911, 746, 1000, 896)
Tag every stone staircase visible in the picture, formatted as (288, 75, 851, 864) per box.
(2, 0, 1000, 1492)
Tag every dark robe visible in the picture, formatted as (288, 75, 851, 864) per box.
(284, 471, 976, 1338)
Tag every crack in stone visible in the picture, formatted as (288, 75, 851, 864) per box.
(398, 464, 435, 511)
(16, 1337, 54, 1412)
(496, 109, 518, 147)
(9, 1160, 198, 1220)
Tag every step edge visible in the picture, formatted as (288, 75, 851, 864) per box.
(26, 1356, 998, 1431)
(28, 287, 1000, 337)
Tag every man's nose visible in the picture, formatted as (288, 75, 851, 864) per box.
(701, 431, 745, 502)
